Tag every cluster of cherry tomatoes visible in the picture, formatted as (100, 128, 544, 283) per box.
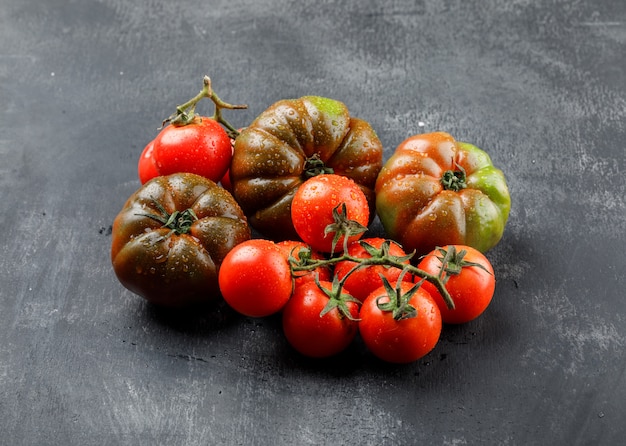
(216, 174, 495, 364)
(115, 76, 504, 364)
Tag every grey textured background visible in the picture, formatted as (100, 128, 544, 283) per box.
(1, 0, 625, 445)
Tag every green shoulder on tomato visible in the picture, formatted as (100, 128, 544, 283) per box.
(375, 131, 511, 255)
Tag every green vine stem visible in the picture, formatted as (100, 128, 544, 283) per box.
(162, 75, 247, 138)
(289, 217, 457, 313)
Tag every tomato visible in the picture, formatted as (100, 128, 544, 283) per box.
(334, 238, 413, 302)
(276, 240, 332, 286)
(111, 173, 251, 306)
(137, 140, 160, 184)
(218, 239, 293, 317)
(359, 280, 442, 364)
(375, 132, 511, 255)
(230, 96, 383, 240)
(417, 245, 495, 324)
(151, 116, 233, 183)
(282, 280, 359, 358)
(291, 174, 369, 253)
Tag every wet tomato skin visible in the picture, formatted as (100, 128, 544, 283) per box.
(151, 116, 233, 183)
(218, 239, 293, 318)
(359, 282, 442, 364)
(111, 173, 250, 306)
(282, 280, 359, 358)
(291, 174, 369, 253)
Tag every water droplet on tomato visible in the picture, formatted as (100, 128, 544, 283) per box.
(428, 213, 437, 221)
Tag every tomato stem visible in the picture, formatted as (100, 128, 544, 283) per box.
(162, 75, 247, 139)
(440, 162, 467, 192)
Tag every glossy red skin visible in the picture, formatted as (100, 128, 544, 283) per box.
(276, 240, 332, 287)
(282, 280, 359, 358)
(152, 116, 232, 183)
(291, 174, 369, 253)
(359, 282, 442, 364)
(137, 140, 161, 184)
(218, 239, 293, 318)
(111, 173, 251, 306)
(334, 238, 413, 302)
(417, 245, 495, 324)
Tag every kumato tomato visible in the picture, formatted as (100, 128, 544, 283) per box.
(151, 116, 233, 183)
(111, 173, 251, 306)
(291, 174, 369, 253)
(375, 132, 511, 255)
(417, 245, 495, 324)
(359, 281, 442, 364)
(282, 281, 359, 358)
(230, 96, 383, 240)
(218, 239, 293, 318)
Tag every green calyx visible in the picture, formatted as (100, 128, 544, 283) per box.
(432, 246, 492, 284)
(303, 153, 335, 178)
(375, 270, 419, 321)
(161, 75, 247, 139)
(139, 201, 198, 237)
(440, 163, 467, 192)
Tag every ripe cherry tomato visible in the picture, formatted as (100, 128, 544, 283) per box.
(276, 240, 331, 287)
(218, 239, 293, 317)
(151, 116, 232, 183)
(137, 140, 160, 184)
(282, 280, 359, 358)
(417, 245, 495, 324)
(359, 281, 442, 364)
(334, 238, 413, 302)
(291, 174, 369, 253)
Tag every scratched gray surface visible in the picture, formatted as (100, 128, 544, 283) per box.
(1, 0, 625, 445)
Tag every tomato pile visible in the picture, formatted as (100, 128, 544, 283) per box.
(111, 76, 511, 364)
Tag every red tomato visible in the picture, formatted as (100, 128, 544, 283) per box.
(218, 239, 292, 317)
(359, 281, 442, 364)
(220, 169, 232, 192)
(219, 135, 237, 192)
(152, 116, 232, 183)
(282, 280, 359, 358)
(137, 140, 161, 184)
(334, 238, 413, 302)
(276, 240, 331, 287)
(291, 174, 369, 253)
(417, 245, 495, 324)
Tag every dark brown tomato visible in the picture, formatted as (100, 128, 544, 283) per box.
(111, 173, 251, 306)
(230, 96, 383, 240)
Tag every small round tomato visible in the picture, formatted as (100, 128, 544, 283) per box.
(276, 240, 331, 287)
(152, 116, 232, 183)
(359, 281, 442, 364)
(417, 245, 495, 324)
(218, 239, 293, 318)
(334, 238, 413, 302)
(137, 140, 161, 184)
(282, 281, 359, 358)
(291, 174, 369, 253)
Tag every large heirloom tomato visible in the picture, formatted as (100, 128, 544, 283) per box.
(230, 96, 383, 240)
(375, 132, 511, 255)
(111, 173, 250, 306)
